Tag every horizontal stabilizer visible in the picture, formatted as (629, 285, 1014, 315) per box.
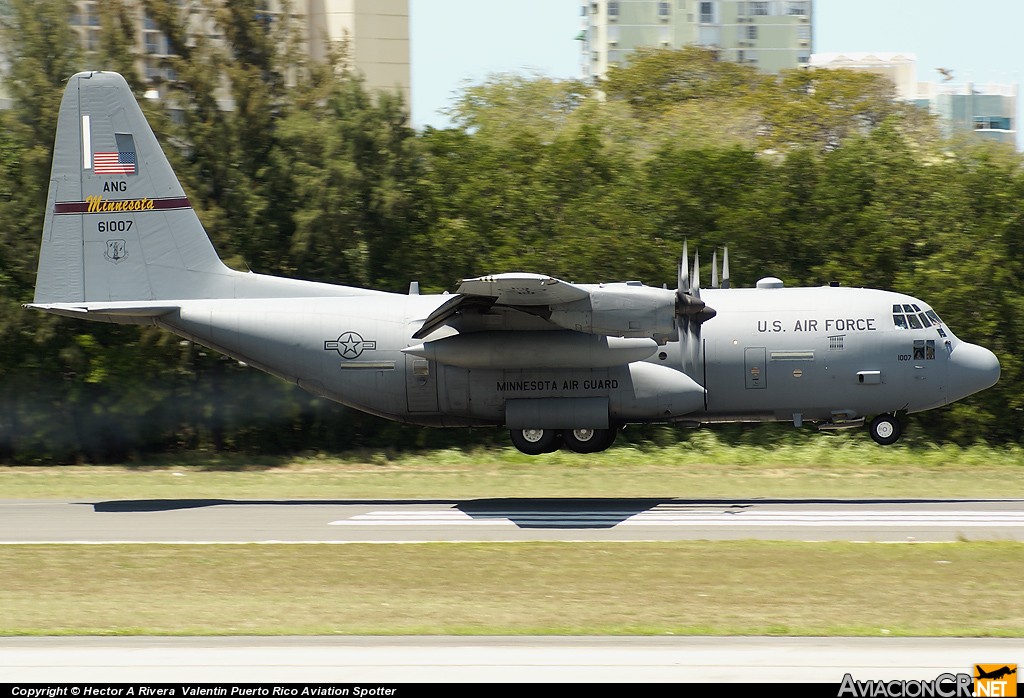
(25, 302, 180, 320)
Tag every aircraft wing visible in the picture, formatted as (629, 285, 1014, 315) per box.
(455, 273, 590, 306)
(412, 274, 588, 340)
(412, 294, 497, 340)
(415, 273, 679, 344)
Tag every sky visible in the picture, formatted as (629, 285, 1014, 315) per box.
(409, 0, 1024, 135)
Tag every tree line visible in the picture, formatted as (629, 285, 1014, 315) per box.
(1, 0, 1021, 462)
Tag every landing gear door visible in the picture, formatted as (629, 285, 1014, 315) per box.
(406, 355, 439, 412)
(745, 347, 767, 389)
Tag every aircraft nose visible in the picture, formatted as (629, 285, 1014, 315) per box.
(946, 342, 1000, 403)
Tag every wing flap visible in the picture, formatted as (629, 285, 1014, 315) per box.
(412, 294, 496, 340)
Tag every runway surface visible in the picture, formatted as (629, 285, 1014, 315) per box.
(4, 501, 1022, 683)
(3, 636, 1023, 683)
(3, 497, 1024, 543)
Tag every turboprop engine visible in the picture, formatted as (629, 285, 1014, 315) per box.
(547, 283, 678, 344)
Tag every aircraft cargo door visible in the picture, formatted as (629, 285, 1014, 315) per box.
(745, 347, 767, 389)
(406, 355, 439, 412)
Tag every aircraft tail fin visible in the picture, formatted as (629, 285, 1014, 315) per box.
(34, 71, 237, 305)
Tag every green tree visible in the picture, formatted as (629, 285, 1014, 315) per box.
(603, 46, 763, 118)
(757, 68, 932, 153)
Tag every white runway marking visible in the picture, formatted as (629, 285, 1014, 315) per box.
(329, 506, 1024, 527)
(6, 636, 1024, 683)
(331, 510, 513, 526)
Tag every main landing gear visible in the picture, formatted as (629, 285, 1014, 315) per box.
(509, 427, 618, 455)
(867, 414, 902, 445)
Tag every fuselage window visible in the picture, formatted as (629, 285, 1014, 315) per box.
(912, 339, 937, 360)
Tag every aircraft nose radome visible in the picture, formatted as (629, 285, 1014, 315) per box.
(947, 342, 1000, 403)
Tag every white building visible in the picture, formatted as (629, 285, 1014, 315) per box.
(811, 52, 1017, 147)
(580, 0, 813, 80)
(810, 52, 917, 99)
(54, 1, 410, 105)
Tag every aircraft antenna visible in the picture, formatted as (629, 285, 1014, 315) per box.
(711, 250, 719, 289)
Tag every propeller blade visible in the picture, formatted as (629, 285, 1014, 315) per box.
(678, 240, 689, 292)
(691, 248, 701, 297)
(675, 242, 709, 317)
(675, 243, 723, 377)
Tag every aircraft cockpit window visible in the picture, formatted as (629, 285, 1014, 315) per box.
(893, 305, 909, 328)
(892, 304, 938, 330)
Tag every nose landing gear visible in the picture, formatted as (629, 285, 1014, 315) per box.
(868, 414, 902, 445)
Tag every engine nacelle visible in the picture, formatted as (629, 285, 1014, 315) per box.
(548, 284, 677, 344)
(404, 331, 658, 369)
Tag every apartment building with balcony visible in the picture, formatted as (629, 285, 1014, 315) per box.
(2, 0, 409, 107)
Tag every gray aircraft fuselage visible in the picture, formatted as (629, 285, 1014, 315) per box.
(153, 283, 995, 429)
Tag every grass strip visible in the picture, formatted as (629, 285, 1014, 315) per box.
(3, 542, 1023, 637)
(3, 435, 1023, 501)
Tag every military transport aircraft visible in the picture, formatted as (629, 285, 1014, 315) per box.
(27, 71, 1001, 454)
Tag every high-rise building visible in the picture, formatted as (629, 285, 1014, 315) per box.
(9, 0, 410, 107)
(580, 0, 813, 79)
(305, 0, 410, 104)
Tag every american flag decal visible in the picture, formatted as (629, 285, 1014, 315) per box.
(94, 151, 136, 175)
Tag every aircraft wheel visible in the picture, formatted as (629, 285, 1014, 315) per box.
(563, 427, 616, 454)
(868, 414, 901, 446)
(509, 428, 558, 455)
